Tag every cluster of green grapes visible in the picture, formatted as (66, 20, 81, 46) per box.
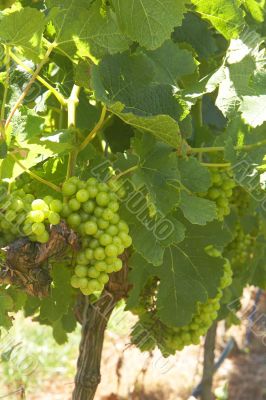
(22, 197, 62, 243)
(200, 168, 236, 220)
(0, 185, 35, 247)
(59, 176, 132, 296)
(226, 223, 254, 265)
(131, 254, 232, 356)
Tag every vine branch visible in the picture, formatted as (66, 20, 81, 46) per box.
(9, 50, 67, 107)
(66, 85, 81, 179)
(10, 153, 61, 193)
(1, 46, 10, 133)
(78, 105, 107, 152)
(5, 42, 56, 130)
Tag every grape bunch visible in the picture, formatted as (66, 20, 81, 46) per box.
(131, 256, 232, 356)
(60, 176, 132, 296)
(22, 197, 62, 243)
(0, 185, 36, 247)
(225, 223, 254, 266)
(200, 168, 236, 220)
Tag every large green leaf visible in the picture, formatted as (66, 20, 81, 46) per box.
(47, 0, 130, 59)
(191, 0, 245, 39)
(0, 7, 46, 60)
(111, 0, 188, 50)
(91, 52, 182, 146)
(128, 219, 232, 326)
(131, 135, 180, 215)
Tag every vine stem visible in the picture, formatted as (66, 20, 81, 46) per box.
(5, 42, 57, 130)
(9, 50, 67, 107)
(1, 47, 10, 134)
(78, 106, 107, 152)
(9, 153, 61, 192)
(190, 139, 266, 154)
(112, 165, 139, 181)
(201, 162, 231, 168)
(66, 85, 81, 179)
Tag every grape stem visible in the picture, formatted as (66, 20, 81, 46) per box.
(9, 50, 67, 107)
(78, 105, 107, 152)
(10, 153, 61, 193)
(66, 85, 81, 179)
(5, 42, 57, 130)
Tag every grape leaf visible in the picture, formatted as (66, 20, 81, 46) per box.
(173, 12, 218, 59)
(0, 7, 46, 60)
(0, 291, 14, 328)
(191, 0, 245, 39)
(215, 36, 266, 127)
(91, 52, 182, 147)
(179, 192, 217, 225)
(39, 263, 73, 323)
(131, 134, 180, 215)
(47, 0, 130, 59)
(111, 0, 188, 50)
(146, 40, 198, 87)
(127, 219, 232, 326)
(178, 157, 212, 193)
(121, 204, 185, 266)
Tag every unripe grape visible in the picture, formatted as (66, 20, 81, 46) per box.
(76, 189, 89, 203)
(75, 265, 88, 278)
(50, 199, 63, 213)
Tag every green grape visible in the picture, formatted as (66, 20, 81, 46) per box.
(43, 195, 53, 205)
(108, 201, 119, 213)
(87, 177, 98, 186)
(37, 230, 50, 243)
(62, 181, 77, 196)
(99, 233, 112, 246)
(85, 248, 94, 260)
(68, 198, 81, 211)
(86, 279, 103, 292)
(32, 222, 46, 236)
(76, 189, 90, 203)
(29, 210, 45, 223)
(67, 213, 81, 228)
(102, 209, 114, 221)
(97, 218, 109, 230)
(77, 251, 89, 265)
(87, 267, 100, 279)
(50, 199, 63, 213)
(32, 199, 48, 211)
(48, 212, 60, 225)
(75, 265, 88, 278)
(98, 273, 109, 284)
(84, 221, 98, 235)
(71, 275, 80, 289)
(95, 261, 107, 272)
(94, 247, 106, 260)
(94, 207, 104, 217)
(87, 186, 98, 198)
(61, 203, 71, 218)
(106, 225, 119, 236)
(5, 210, 16, 222)
(96, 192, 109, 207)
(83, 200, 95, 214)
(79, 277, 89, 289)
